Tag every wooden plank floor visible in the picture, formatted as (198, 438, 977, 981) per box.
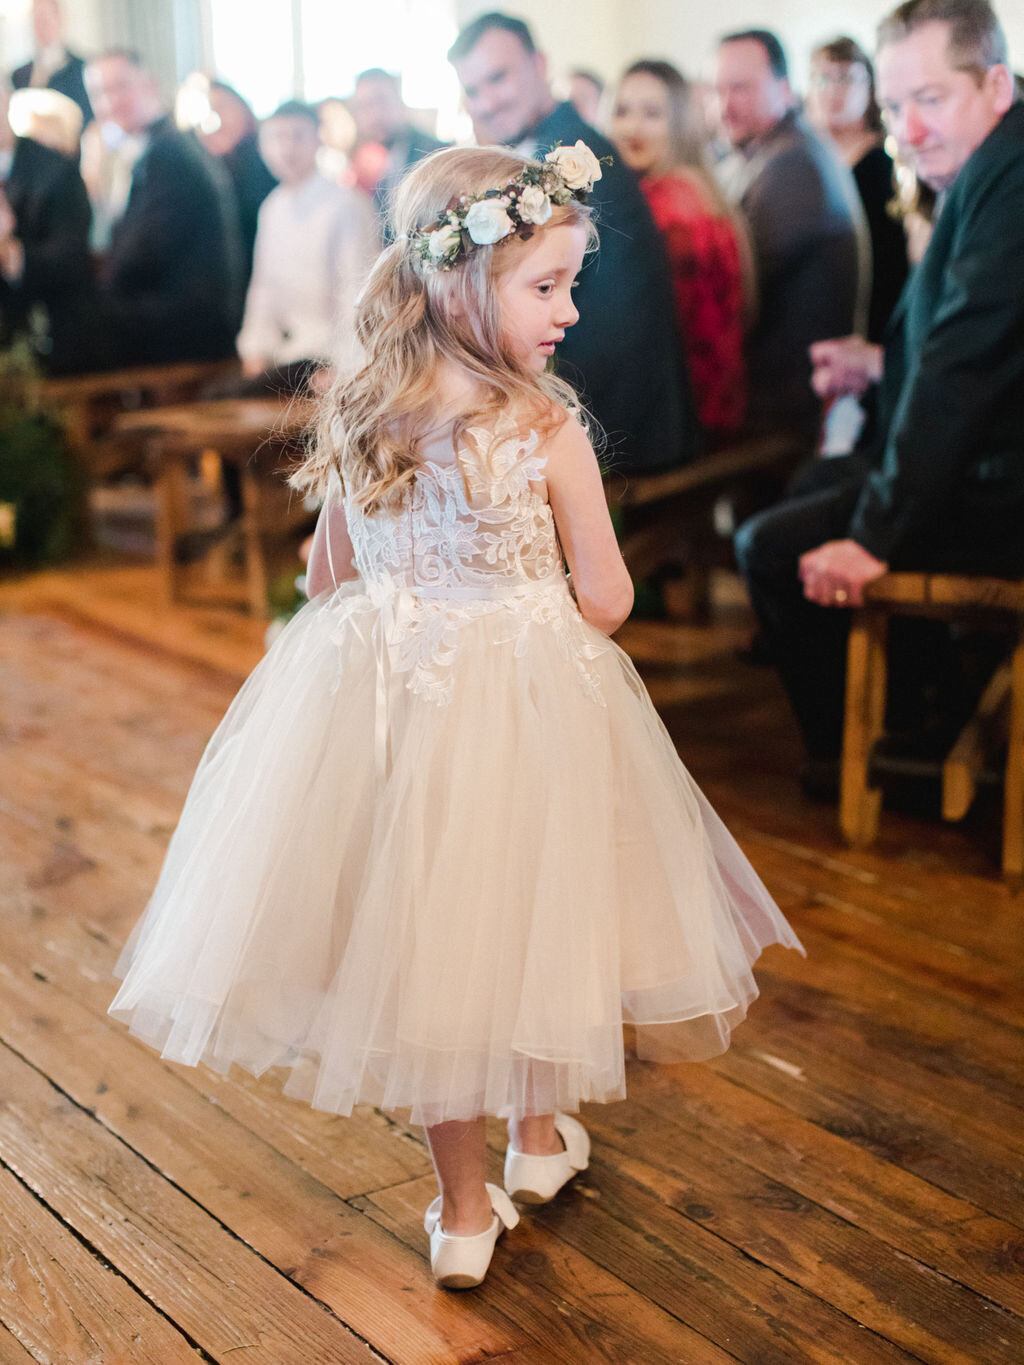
(1, 561, 1022, 1365)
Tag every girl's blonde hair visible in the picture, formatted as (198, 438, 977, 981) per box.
(293, 145, 597, 513)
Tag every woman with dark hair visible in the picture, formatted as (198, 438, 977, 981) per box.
(807, 37, 908, 340)
(192, 78, 277, 289)
(610, 59, 748, 441)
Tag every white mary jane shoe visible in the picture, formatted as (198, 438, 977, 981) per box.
(503, 1112, 590, 1205)
(423, 1181, 520, 1290)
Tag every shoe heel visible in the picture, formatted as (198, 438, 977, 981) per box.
(503, 1113, 590, 1205)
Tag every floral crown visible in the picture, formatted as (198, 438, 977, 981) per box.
(408, 141, 603, 274)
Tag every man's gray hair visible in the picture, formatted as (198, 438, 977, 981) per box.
(877, 0, 1009, 75)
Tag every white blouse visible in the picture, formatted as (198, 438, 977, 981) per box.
(237, 171, 378, 370)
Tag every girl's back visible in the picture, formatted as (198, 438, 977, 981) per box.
(345, 414, 561, 597)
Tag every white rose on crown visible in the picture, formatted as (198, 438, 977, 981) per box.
(517, 185, 552, 224)
(428, 223, 462, 259)
(546, 141, 602, 192)
(464, 200, 515, 244)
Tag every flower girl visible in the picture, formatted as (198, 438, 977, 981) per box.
(110, 141, 802, 1289)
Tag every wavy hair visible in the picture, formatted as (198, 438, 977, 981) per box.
(292, 145, 597, 514)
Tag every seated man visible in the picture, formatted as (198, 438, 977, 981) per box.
(714, 29, 867, 443)
(735, 0, 1023, 788)
(236, 100, 377, 384)
(449, 11, 696, 471)
(349, 68, 447, 232)
(84, 49, 241, 367)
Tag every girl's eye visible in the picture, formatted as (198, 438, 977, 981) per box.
(537, 283, 553, 296)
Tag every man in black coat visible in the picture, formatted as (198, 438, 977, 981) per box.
(735, 0, 1022, 778)
(11, 0, 91, 125)
(449, 12, 695, 472)
(84, 50, 241, 367)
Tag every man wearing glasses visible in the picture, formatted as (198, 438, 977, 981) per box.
(735, 0, 1022, 791)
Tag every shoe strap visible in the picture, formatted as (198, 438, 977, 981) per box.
(424, 1185, 520, 1236)
(553, 1113, 589, 1170)
(485, 1182, 520, 1230)
(423, 1196, 443, 1236)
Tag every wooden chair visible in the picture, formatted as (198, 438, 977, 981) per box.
(42, 359, 240, 482)
(606, 433, 804, 612)
(840, 573, 1024, 875)
(115, 396, 316, 616)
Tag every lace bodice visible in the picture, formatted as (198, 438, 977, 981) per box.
(321, 417, 611, 713)
(344, 421, 561, 594)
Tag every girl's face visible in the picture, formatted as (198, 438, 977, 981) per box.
(496, 221, 586, 374)
(807, 59, 871, 134)
(609, 71, 673, 176)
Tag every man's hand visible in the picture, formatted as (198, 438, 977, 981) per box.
(810, 335, 884, 400)
(798, 539, 887, 607)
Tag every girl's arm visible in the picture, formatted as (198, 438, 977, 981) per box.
(305, 489, 359, 597)
(543, 416, 633, 635)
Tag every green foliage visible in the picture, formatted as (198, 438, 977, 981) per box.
(266, 567, 305, 618)
(0, 343, 80, 567)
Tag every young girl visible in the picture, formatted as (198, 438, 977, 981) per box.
(109, 143, 803, 1290)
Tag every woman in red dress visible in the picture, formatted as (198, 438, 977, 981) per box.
(610, 60, 749, 442)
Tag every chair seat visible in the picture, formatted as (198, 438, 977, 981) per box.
(865, 572, 1024, 615)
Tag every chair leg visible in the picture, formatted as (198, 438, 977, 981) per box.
(1003, 629, 1024, 877)
(153, 438, 188, 605)
(240, 465, 270, 619)
(840, 608, 888, 848)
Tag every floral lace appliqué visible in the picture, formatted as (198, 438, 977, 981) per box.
(331, 419, 610, 706)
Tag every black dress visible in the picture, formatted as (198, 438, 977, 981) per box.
(220, 132, 277, 289)
(852, 144, 909, 342)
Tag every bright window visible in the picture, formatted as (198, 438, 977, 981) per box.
(206, 0, 459, 129)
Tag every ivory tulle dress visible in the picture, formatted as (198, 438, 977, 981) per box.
(109, 416, 803, 1125)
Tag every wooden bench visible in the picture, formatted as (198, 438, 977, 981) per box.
(115, 397, 316, 616)
(606, 433, 805, 609)
(840, 572, 1024, 875)
(42, 359, 240, 482)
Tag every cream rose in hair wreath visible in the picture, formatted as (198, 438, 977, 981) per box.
(411, 141, 604, 273)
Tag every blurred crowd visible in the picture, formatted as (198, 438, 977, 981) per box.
(3, 0, 1023, 793)
(0, 0, 926, 463)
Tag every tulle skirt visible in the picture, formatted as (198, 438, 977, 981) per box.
(109, 578, 803, 1126)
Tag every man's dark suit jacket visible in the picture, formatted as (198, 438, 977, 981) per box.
(0, 135, 97, 374)
(849, 100, 1024, 576)
(526, 102, 696, 471)
(99, 116, 241, 366)
(718, 110, 864, 442)
(11, 50, 92, 124)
